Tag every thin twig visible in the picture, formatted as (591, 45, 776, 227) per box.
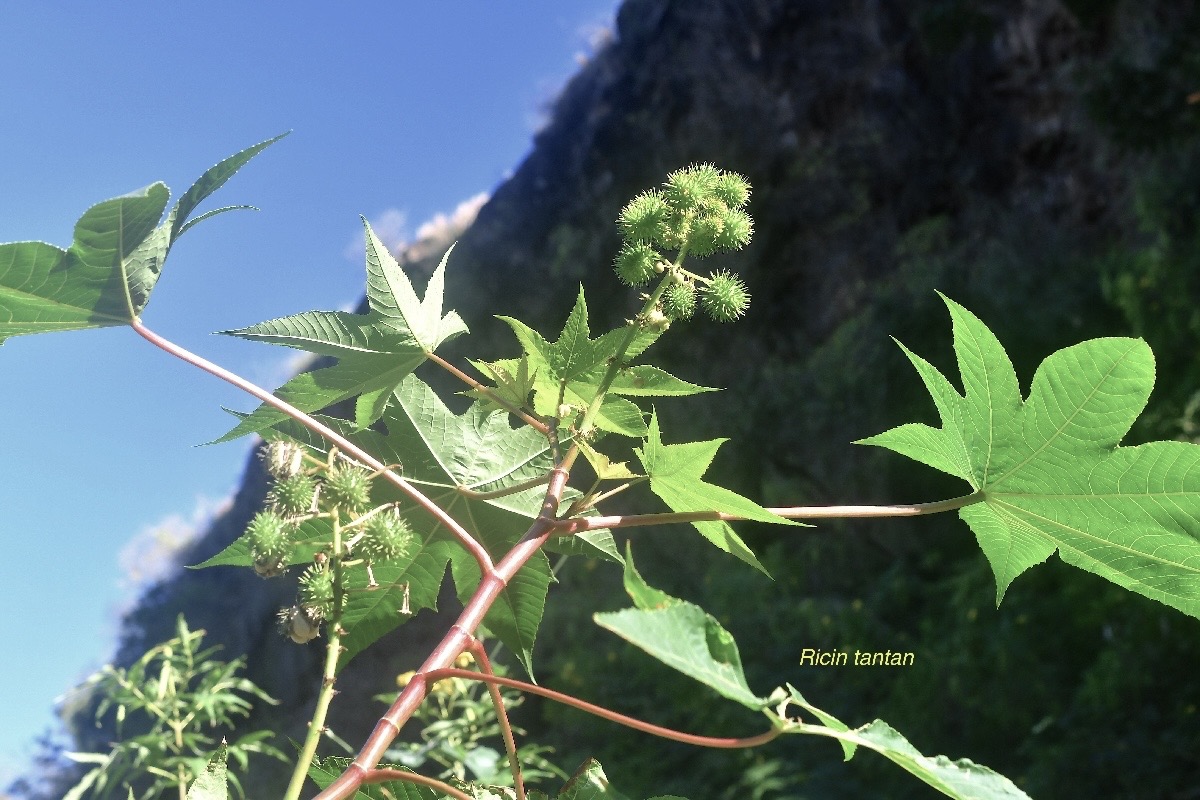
(422, 669, 783, 750)
(426, 350, 548, 434)
(314, 469, 571, 800)
(466, 639, 527, 800)
(361, 769, 473, 800)
(130, 319, 495, 575)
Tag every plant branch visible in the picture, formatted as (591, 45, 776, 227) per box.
(129, 319, 495, 575)
(422, 669, 783, 750)
(426, 350, 549, 434)
(456, 473, 551, 500)
(551, 492, 985, 533)
(312, 468, 571, 800)
(284, 516, 347, 800)
(361, 769, 473, 800)
(465, 639, 526, 800)
(561, 261, 685, 474)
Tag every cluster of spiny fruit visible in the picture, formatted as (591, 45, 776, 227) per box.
(245, 440, 416, 643)
(614, 163, 754, 326)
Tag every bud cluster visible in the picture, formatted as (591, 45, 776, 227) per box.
(246, 441, 419, 644)
(614, 164, 754, 323)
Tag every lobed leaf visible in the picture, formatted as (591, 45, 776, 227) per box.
(593, 546, 768, 710)
(785, 687, 1030, 800)
(215, 223, 466, 438)
(495, 287, 689, 439)
(0, 134, 285, 344)
(861, 294, 1200, 617)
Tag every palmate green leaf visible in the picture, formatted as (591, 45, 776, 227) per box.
(557, 758, 685, 800)
(214, 225, 467, 439)
(0, 134, 285, 344)
(593, 545, 768, 710)
(0, 185, 168, 340)
(495, 288, 707, 438)
(860, 294, 1200, 617)
(635, 412, 797, 574)
(785, 687, 1029, 800)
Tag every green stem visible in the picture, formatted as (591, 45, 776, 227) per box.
(456, 472, 551, 500)
(563, 257, 686, 472)
(283, 515, 347, 800)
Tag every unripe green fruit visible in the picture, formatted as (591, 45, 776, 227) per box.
(360, 509, 416, 562)
(269, 474, 316, 517)
(618, 189, 670, 244)
(247, 511, 293, 577)
(298, 565, 336, 621)
(662, 281, 697, 320)
(664, 163, 722, 211)
(701, 271, 751, 322)
(712, 172, 752, 209)
(614, 242, 660, 286)
(714, 208, 753, 251)
(323, 463, 372, 513)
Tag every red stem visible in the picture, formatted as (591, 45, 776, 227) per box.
(552, 493, 984, 534)
(130, 319, 496, 575)
(422, 669, 784, 750)
(313, 469, 570, 800)
(361, 769, 473, 800)
(426, 350, 548, 434)
(466, 640, 527, 800)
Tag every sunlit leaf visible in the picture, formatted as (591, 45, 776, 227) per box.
(861, 294, 1200, 617)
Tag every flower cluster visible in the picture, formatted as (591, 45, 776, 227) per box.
(613, 164, 754, 323)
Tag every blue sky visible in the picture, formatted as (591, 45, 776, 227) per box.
(0, 2, 617, 786)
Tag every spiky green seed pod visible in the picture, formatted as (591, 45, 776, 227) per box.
(277, 605, 320, 644)
(269, 474, 317, 517)
(361, 509, 415, 562)
(614, 241, 661, 286)
(684, 211, 726, 257)
(247, 511, 293, 577)
(712, 171, 752, 209)
(661, 281, 697, 320)
(323, 463, 372, 513)
(261, 440, 306, 480)
(701, 271, 751, 321)
(618, 189, 671, 244)
(714, 208, 753, 252)
(664, 163, 722, 211)
(298, 565, 336, 621)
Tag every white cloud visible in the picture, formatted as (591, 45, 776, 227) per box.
(117, 493, 235, 593)
(413, 192, 489, 245)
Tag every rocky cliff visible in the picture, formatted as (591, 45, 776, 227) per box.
(35, 1, 1200, 798)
